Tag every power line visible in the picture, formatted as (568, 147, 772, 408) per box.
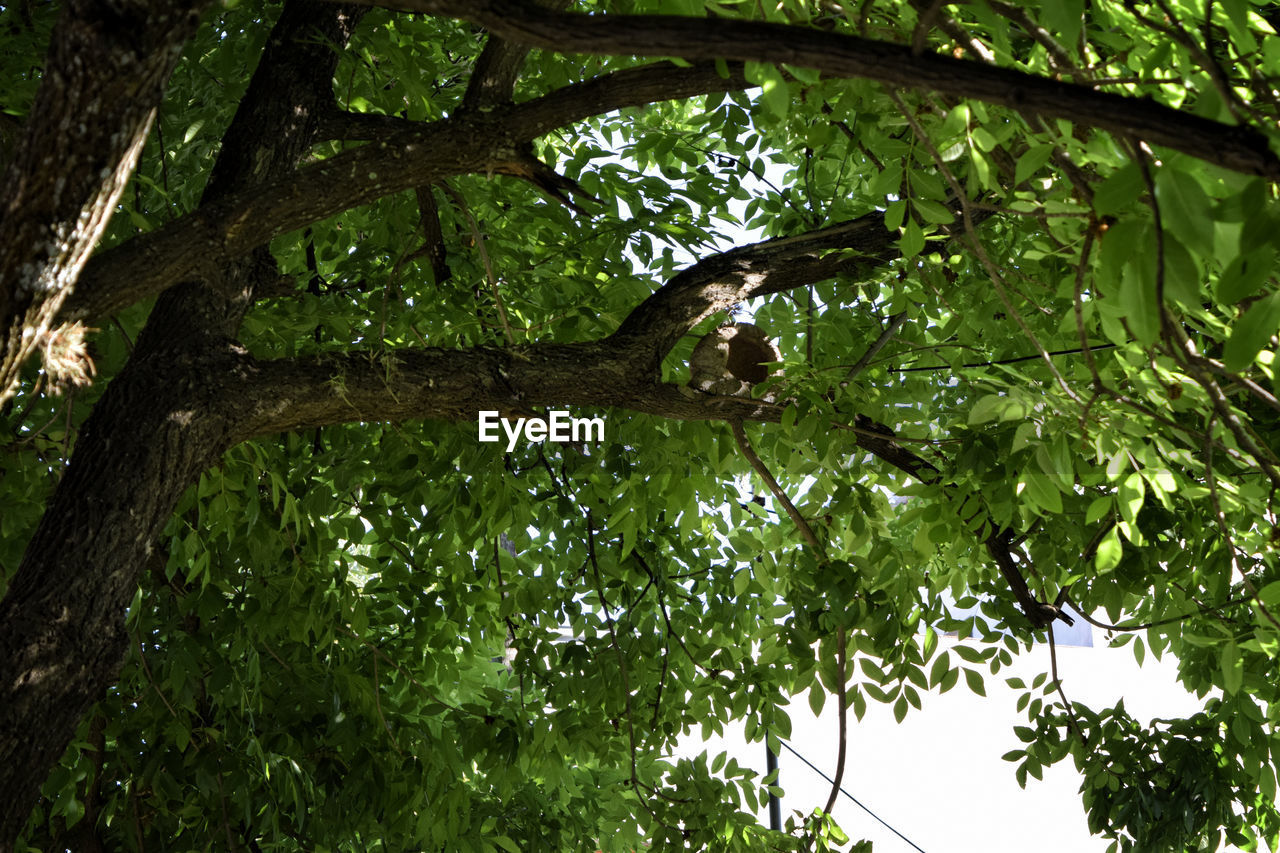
(778, 739, 929, 853)
(893, 342, 1118, 373)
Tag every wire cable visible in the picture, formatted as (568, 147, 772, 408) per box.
(778, 739, 928, 853)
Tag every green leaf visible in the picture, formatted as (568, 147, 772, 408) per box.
(1223, 291, 1280, 372)
(1095, 527, 1123, 572)
(884, 198, 907, 231)
(963, 668, 986, 697)
(1022, 469, 1063, 514)
(1216, 247, 1274, 304)
(929, 652, 951, 687)
(808, 686, 826, 717)
(1015, 145, 1055, 184)
(913, 198, 954, 224)
(1220, 640, 1243, 694)
(1117, 261, 1160, 346)
(1155, 167, 1214, 258)
(1117, 472, 1145, 526)
(968, 393, 1030, 425)
(757, 65, 790, 120)
(1093, 163, 1144, 216)
(900, 216, 925, 258)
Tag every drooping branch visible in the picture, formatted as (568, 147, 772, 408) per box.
(355, 0, 1280, 181)
(63, 60, 750, 326)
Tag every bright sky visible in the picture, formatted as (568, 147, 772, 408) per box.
(674, 630, 1242, 852)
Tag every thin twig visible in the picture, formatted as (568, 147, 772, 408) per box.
(1072, 228, 1101, 405)
(136, 635, 178, 719)
(729, 419, 823, 553)
(845, 310, 908, 380)
(342, 628, 475, 717)
(1132, 142, 1166, 325)
(1065, 593, 1250, 632)
(1047, 627, 1083, 741)
(371, 654, 403, 756)
(585, 511, 641, 792)
(821, 629, 849, 816)
(441, 181, 517, 345)
(1165, 317, 1280, 490)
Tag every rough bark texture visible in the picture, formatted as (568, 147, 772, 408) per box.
(0, 0, 210, 406)
(0, 2, 364, 843)
(462, 0, 572, 110)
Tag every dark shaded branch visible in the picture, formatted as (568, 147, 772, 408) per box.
(462, 0, 571, 110)
(611, 210, 901, 367)
(352, 0, 1280, 181)
(731, 419, 824, 553)
(985, 529, 1068, 629)
(315, 108, 421, 141)
(498, 144, 601, 213)
(414, 186, 451, 286)
(846, 310, 908, 379)
(64, 60, 750, 325)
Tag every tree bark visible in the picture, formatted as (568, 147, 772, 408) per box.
(0, 2, 363, 843)
(0, 312, 234, 844)
(0, 0, 209, 406)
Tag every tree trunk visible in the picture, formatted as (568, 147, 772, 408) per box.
(0, 0, 208, 405)
(0, 307, 233, 843)
(0, 2, 364, 843)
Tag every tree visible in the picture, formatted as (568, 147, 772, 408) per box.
(1, 0, 1279, 849)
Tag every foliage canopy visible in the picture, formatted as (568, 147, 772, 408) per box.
(1, 0, 1280, 851)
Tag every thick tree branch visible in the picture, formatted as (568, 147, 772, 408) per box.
(461, 0, 571, 111)
(225, 203, 1052, 628)
(315, 109, 421, 142)
(611, 210, 901, 367)
(355, 0, 1280, 181)
(611, 205, 992, 369)
(64, 60, 750, 325)
(227, 206, 910, 437)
